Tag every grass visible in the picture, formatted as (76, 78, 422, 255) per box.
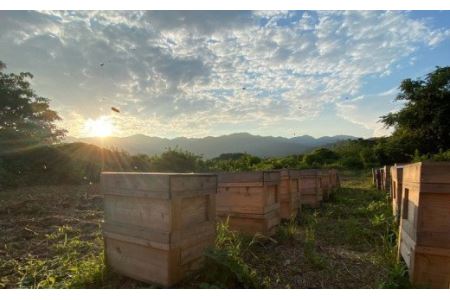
(0, 171, 410, 288)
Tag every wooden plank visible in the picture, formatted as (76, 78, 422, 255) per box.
(399, 162, 450, 288)
(104, 235, 172, 284)
(101, 172, 218, 287)
(420, 162, 450, 183)
(413, 250, 450, 288)
(218, 209, 280, 236)
(217, 203, 280, 219)
(104, 195, 171, 232)
(279, 174, 300, 220)
(101, 172, 217, 198)
(217, 171, 280, 184)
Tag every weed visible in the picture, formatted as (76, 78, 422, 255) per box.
(379, 263, 411, 288)
(303, 227, 328, 270)
(200, 219, 259, 288)
(15, 225, 105, 288)
(276, 216, 300, 242)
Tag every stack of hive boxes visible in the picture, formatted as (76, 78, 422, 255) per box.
(382, 165, 392, 194)
(375, 168, 383, 190)
(329, 169, 340, 191)
(277, 169, 301, 220)
(397, 162, 450, 288)
(374, 166, 391, 192)
(100, 168, 341, 286)
(299, 169, 323, 208)
(216, 171, 281, 236)
(390, 164, 404, 220)
(101, 172, 218, 287)
(320, 170, 331, 200)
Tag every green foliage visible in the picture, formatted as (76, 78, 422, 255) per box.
(340, 156, 364, 169)
(207, 153, 261, 171)
(0, 61, 66, 155)
(276, 217, 300, 242)
(412, 149, 450, 162)
(300, 212, 329, 270)
(300, 173, 409, 287)
(333, 138, 376, 168)
(379, 264, 411, 288)
(303, 148, 339, 167)
(431, 149, 450, 161)
(14, 226, 105, 288)
(0, 142, 152, 188)
(303, 227, 329, 270)
(200, 220, 258, 288)
(149, 147, 206, 172)
(381, 66, 450, 155)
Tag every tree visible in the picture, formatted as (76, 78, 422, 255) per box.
(381, 66, 450, 154)
(150, 148, 205, 172)
(0, 61, 66, 155)
(303, 148, 339, 167)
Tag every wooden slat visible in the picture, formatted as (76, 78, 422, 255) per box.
(218, 171, 280, 184)
(399, 162, 450, 288)
(101, 172, 218, 287)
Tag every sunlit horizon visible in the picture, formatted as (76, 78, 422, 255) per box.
(83, 116, 115, 138)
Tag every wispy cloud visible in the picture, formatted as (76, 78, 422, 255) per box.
(0, 10, 448, 137)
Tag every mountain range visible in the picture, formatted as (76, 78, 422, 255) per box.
(64, 133, 357, 158)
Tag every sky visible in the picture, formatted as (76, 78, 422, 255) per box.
(0, 10, 449, 139)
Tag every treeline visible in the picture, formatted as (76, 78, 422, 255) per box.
(2, 138, 449, 188)
(1, 61, 449, 188)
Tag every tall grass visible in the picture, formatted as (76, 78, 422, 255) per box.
(200, 219, 259, 288)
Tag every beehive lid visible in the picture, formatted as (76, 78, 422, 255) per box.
(101, 172, 218, 199)
(403, 161, 450, 184)
(394, 163, 406, 169)
(217, 171, 280, 184)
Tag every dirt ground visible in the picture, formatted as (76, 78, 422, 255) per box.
(0, 174, 404, 288)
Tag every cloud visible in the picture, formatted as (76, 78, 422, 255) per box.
(0, 10, 448, 138)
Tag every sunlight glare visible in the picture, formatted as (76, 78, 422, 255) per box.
(84, 116, 114, 137)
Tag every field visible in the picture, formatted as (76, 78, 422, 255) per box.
(0, 171, 410, 288)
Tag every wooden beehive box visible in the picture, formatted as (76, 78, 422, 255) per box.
(320, 169, 331, 200)
(334, 169, 340, 188)
(398, 162, 450, 288)
(299, 169, 323, 208)
(101, 172, 218, 287)
(382, 165, 392, 194)
(379, 167, 385, 191)
(390, 164, 404, 220)
(216, 171, 280, 236)
(375, 168, 383, 190)
(328, 169, 339, 190)
(277, 169, 301, 220)
(372, 168, 376, 185)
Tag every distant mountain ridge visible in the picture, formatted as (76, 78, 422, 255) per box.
(64, 133, 357, 158)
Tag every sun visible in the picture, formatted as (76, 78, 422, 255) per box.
(84, 116, 115, 137)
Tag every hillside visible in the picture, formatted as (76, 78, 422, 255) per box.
(65, 133, 357, 158)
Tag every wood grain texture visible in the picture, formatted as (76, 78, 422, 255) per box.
(398, 162, 450, 288)
(218, 209, 280, 236)
(101, 172, 217, 287)
(277, 169, 300, 220)
(216, 171, 281, 235)
(390, 165, 404, 219)
(299, 169, 323, 208)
